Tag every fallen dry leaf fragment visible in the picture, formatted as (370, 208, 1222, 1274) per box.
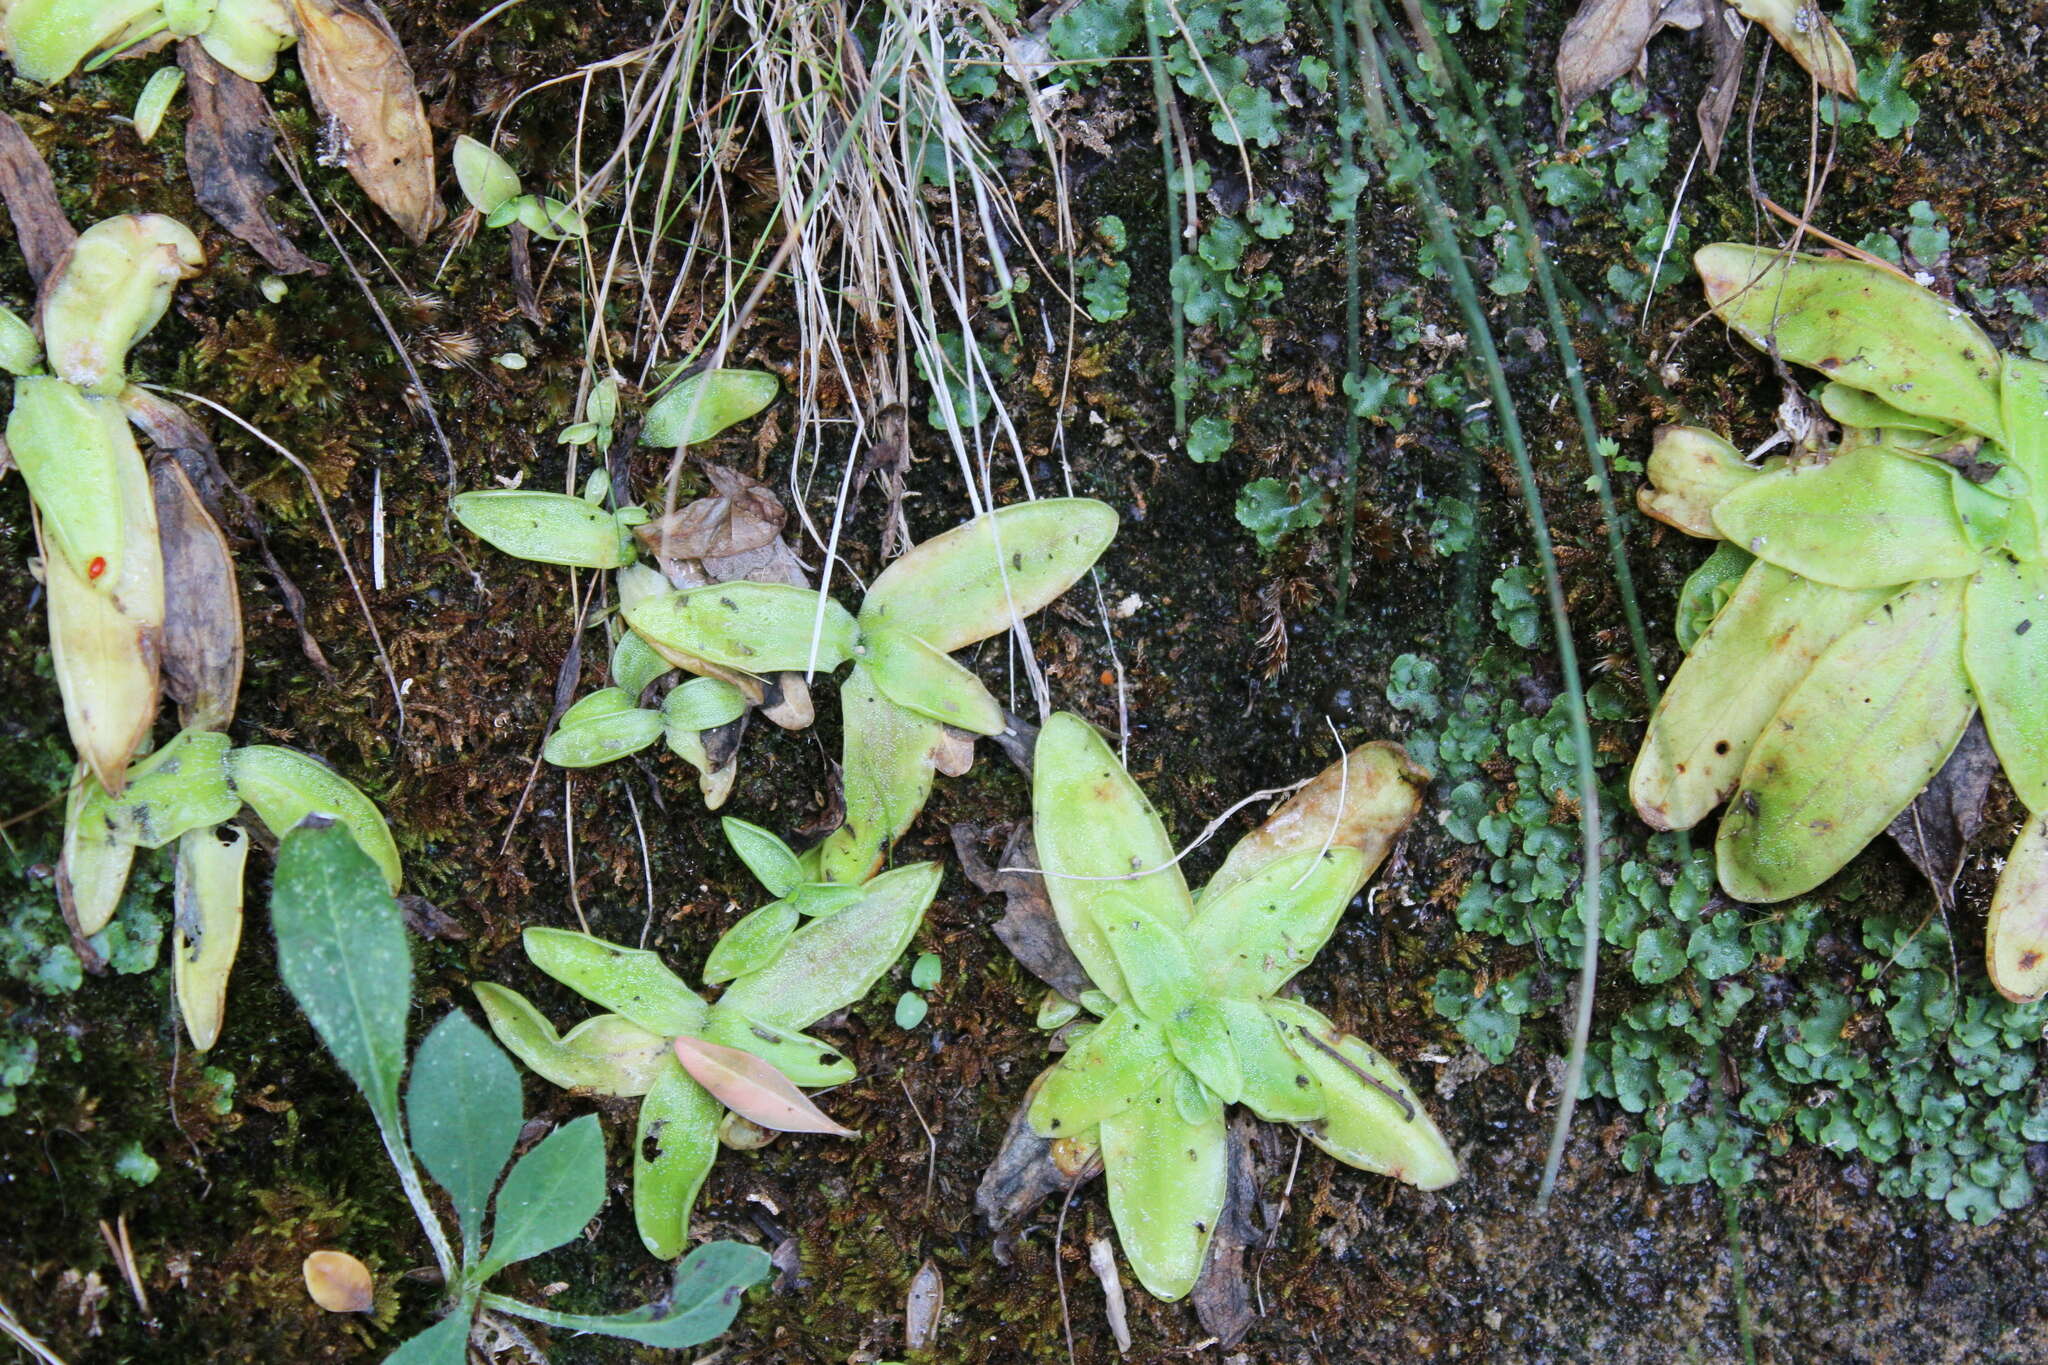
(152, 456, 245, 731)
(289, 0, 442, 243)
(178, 40, 321, 275)
(1730, 0, 1857, 97)
(1554, 0, 1663, 111)
(670, 1034, 856, 1136)
(1088, 1237, 1132, 1354)
(1886, 716, 1995, 915)
(953, 822, 1092, 1001)
(302, 1249, 373, 1313)
(904, 1258, 944, 1351)
(640, 463, 787, 560)
(0, 111, 77, 285)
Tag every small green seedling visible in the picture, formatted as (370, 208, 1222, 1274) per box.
(271, 821, 769, 1360)
(477, 857, 940, 1257)
(1636, 243, 2048, 1001)
(452, 134, 587, 242)
(1020, 714, 1457, 1301)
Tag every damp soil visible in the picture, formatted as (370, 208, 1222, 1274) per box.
(5, 0, 2048, 1361)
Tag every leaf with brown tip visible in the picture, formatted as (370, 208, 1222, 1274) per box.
(289, 0, 441, 243)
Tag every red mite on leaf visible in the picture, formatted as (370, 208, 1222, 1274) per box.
(87, 556, 106, 580)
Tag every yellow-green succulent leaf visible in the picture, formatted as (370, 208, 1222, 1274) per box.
(1266, 998, 1458, 1189)
(720, 817, 803, 898)
(633, 1055, 722, 1259)
(624, 582, 856, 675)
(41, 474, 161, 791)
(640, 368, 781, 446)
(1161, 999, 1242, 1106)
(41, 214, 205, 395)
(1187, 848, 1367, 1000)
(1098, 894, 1201, 1020)
(227, 745, 400, 889)
(3, 0, 160, 82)
(1099, 1067, 1227, 1303)
(1695, 244, 2006, 441)
(473, 983, 669, 1097)
(452, 134, 522, 215)
(60, 765, 134, 937)
(521, 928, 709, 1038)
(10, 377, 128, 587)
(858, 628, 1007, 735)
(859, 499, 1119, 653)
(1717, 577, 1977, 903)
(1963, 555, 2048, 811)
(172, 823, 247, 1052)
(163, 0, 216, 36)
(1637, 425, 1759, 539)
(195, 0, 294, 82)
(542, 691, 664, 768)
(2001, 353, 2048, 532)
(1173, 1067, 1223, 1127)
(105, 728, 238, 848)
(1632, 561, 1893, 832)
(1819, 381, 1956, 437)
(1674, 542, 1756, 651)
(131, 64, 183, 142)
(1032, 713, 1195, 1004)
(815, 665, 942, 884)
(1987, 814, 2048, 1004)
(700, 1005, 855, 1089)
(0, 305, 41, 375)
(1202, 741, 1426, 904)
(1026, 1004, 1172, 1137)
(451, 489, 638, 568)
(611, 628, 673, 698)
(699, 901, 799, 985)
(660, 676, 746, 733)
(1710, 444, 1983, 588)
(1219, 998, 1325, 1123)
(784, 881, 866, 918)
(713, 861, 941, 1031)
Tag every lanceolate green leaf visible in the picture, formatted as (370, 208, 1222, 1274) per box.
(2001, 353, 2048, 521)
(1219, 998, 1324, 1123)
(1710, 444, 1982, 589)
(1187, 848, 1366, 999)
(699, 1006, 854, 1088)
(271, 820, 411, 1129)
(490, 1241, 771, 1345)
(1027, 1005, 1172, 1137)
(1161, 1000, 1242, 1106)
(473, 984, 669, 1096)
(858, 628, 1007, 735)
(1032, 714, 1194, 1004)
(858, 499, 1119, 653)
(1819, 381, 1957, 437)
(1962, 555, 2048, 811)
(624, 582, 857, 674)
(172, 823, 247, 1052)
(1098, 1067, 1227, 1302)
(9, 376, 128, 586)
(1267, 999, 1458, 1189)
(452, 491, 638, 569)
(103, 729, 238, 848)
(713, 861, 940, 1031)
(523, 928, 709, 1038)
(230, 745, 401, 889)
(1717, 577, 1977, 903)
(720, 817, 802, 898)
(1695, 244, 2006, 441)
(452, 135, 522, 215)
(1099, 896, 1201, 1019)
(61, 765, 134, 937)
(543, 693, 663, 768)
(612, 629, 673, 698)
(381, 1310, 473, 1365)
(480, 1114, 607, 1275)
(815, 664, 943, 884)
(1631, 561, 1891, 832)
(632, 1056, 721, 1259)
(406, 1011, 523, 1262)
(699, 902, 798, 985)
(662, 677, 747, 732)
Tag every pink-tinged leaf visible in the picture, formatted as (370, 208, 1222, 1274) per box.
(670, 1035, 857, 1137)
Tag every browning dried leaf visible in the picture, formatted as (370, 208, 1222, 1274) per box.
(668, 1035, 856, 1136)
(1189, 1116, 1262, 1348)
(975, 1076, 1099, 1264)
(952, 821, 1092, 1000)
(904, 1259, 944, 1352)
(0, 111, 76, 285)
(289, 0, 442, 243)
(151, 455, 244, 731)
(178, 40, 321, 275)
(1885, 716, 1996, 914)
(637, 463, 786, 561)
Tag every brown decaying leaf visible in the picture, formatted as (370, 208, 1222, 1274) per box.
(669, 1035, 856, 1137)
(953, 822, 1093, 1000)
(177, 41, 322, 275)
(1697, 0, 1747, 169)
(758, 673, 814, 731)
(904, 1259, 944, 1351)
(302, 1250, 374, 1313)
(507, 218, 541, 323)
(1189, 1117, 1263, 1348)
(1554, 0, 1664, 111)
(289, 0, 442, 244)
(0, 112, 77, 286)
(151, 457, 245, 732)
(1886, 716, 1996, 914)
(975, 1074, 1098, 1265)
(639, 463, 787, 561)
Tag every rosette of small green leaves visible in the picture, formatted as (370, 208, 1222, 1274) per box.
(452, 135, 586, 241)
(1634, 244, 2048, 1001)
(624, 499, 1119, 883)
(63, 727, 401, 1050)
(475, 857, 939, 1258)
(1019, 713, 1457, 1301)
